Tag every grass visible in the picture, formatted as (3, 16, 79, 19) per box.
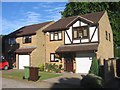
(2, 70, 62, 81)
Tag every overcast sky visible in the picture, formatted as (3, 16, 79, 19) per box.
(2, 2, 67, 35)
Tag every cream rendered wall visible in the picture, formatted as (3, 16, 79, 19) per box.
(97, 11, 114, 65)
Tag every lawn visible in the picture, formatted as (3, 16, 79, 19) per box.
(2, 70, 62, 81)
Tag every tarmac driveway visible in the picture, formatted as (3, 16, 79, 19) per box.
(1, 72, 83, 88)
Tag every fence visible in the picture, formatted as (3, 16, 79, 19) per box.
(104, 58, 116, 82)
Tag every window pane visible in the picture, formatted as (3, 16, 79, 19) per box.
(23, 36, 31, 43)
(83, 29, 87, 36)
(78, 31, 82, 38)
(58, 31, 62, 39)
(51, 54, 54, 61)
(109, 33, 111, 41)
(54, 33, 58, 40)
(50, 32, 54, 40)
(74, 30, 77, 38)
(106, 31, 108, 40)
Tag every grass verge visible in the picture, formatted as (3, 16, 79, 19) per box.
(2, 70, 62, 81)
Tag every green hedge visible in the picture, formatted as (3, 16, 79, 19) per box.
(81, 73, 104, 88)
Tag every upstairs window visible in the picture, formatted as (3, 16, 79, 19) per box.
(105, 31, 108, 40)
(50, 53, 59, 62)
(73, 26, 88, 39)
(50, 31, 62, 41)
(23, 36, 31, 43)
(8, 38, 16, 45)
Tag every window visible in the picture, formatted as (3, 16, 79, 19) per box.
(109, 33, 111, 41)
(50, 31, 62, 41)
(50, 53, 59, 62)
(73, 26, 88, 39)
(105, 31, 108, 40)
(8, 38, 16, 45)
(23, 36, 31, 43)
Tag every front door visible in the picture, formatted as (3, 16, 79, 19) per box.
(65, 58, 73, 72)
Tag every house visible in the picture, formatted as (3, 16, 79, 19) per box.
(3, 21, 54, 69)
(43, 11, 114, 73)
(3, 11, 114, 74)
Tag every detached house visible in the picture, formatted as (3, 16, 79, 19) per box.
(43, 11, 114, 73)
(3, 21, 54, 69)
(4, 11, 114, 74)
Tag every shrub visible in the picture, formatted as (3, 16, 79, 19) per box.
(89, 57, 99, 75)
(81, 73, 104, 88)
(38, 64, 44, 71)
(59, 64, 62, 69)
(44, 63, 62, 73)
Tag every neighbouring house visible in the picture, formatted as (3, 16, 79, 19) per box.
(43, 11, 114, 73)
(3, 21, 54, 69)
(3, 11, 114, 74)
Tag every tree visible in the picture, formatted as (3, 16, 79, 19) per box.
(61, 2, 120, 47)
(89, 57, 99, 75)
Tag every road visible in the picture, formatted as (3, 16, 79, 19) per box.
(1, 77, 79, 89)
(2, 77, 38, 88)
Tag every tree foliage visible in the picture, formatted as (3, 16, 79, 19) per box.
(89, 57, 99, 75)
(61, 2, 120, 46)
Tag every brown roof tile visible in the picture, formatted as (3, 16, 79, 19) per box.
(81, 11, 105, 23)
(43, 16, 77, 32)
(55, 43, 98, 53)
(8, 21, 53, 37)
(15, 48, 36, 53)
(43, 11, 105, 32)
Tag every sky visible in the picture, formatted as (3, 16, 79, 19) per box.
(2, 2, 67, 35)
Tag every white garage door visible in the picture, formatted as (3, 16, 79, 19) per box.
(19, 55, 30, 69)
(76, 57, 92, 73)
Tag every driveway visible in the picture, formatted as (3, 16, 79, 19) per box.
(43, 72, 83, 86)
(1, 72, 83, 88)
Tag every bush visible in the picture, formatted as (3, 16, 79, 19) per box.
(89, 57, 99, 75)
(81, 73, 104, 88)
(59, 64, 62, 69)
(44, 63, 62, 73)
(38, 64, 44, 71)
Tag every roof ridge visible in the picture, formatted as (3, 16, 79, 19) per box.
(24, 21, 54, 27)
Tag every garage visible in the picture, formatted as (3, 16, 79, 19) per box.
(75, 53, 94, 74)
(19, 55, 30, 69)
(76, 57, 92, 73)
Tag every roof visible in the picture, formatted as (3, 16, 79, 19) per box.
(15, 48, 36, 53)
(43, 11, 105, 32)
(55, 43, 98, 53)
(7, 21, 53, 37)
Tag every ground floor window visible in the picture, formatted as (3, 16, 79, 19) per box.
(50, 53, 59, 62)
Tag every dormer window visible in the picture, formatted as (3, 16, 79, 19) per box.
(73, 26, 89, 39)
(23, 36, 31, 43)
(50, 31, 62, 41)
